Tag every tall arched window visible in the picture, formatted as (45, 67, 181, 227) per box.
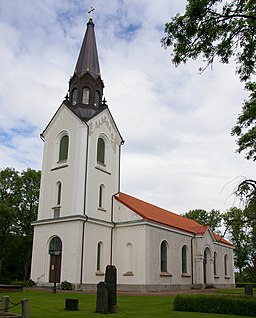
(97, 137, 105, 165)
(97, 242, 103, 271)
(214, 252, 217, 276)
(95, 91, 101, 107)
(82, 87, 90, 104)
(224, 254, 228, 276)
(72, 88, 78, 105)
(59, 135, 69, 162)
(99, 184, 105, 209)
(160, 241, 168, 272)
(57, 182, 62, 205)
(182, 245, 188, 273)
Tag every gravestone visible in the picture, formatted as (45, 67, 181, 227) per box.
(244, 285, 253, 296)
(96, 282, 108, 314)
(65, 298, 79, 311)
(105, 265, 118, 313)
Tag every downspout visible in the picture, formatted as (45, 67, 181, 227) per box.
(80, 122, 90, 285)
(110, 140, 124, 265)
(191, 234, 196, 288)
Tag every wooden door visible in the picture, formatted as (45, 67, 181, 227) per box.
(49, 254, 62, 283)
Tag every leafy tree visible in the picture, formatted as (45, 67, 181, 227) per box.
(0, 167, 40, 280)
(223, 207, 249, 280)
(162, 0, 256, 160)
(183, 208, 222, 232)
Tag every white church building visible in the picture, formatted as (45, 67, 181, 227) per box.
(31, 15, 235, 291)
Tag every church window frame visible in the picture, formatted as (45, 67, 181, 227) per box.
(214, 251, 218, 276)
(52, 181, 62, 218)
(224, 254, 228, 276)
(160, 240, 168, 273)
(181, 245, 188, 274)
(97, 137, 105, 165)
(123, 243, 134, 276)
(82, 87, 90, 104)
(95, 90, 101, 108)
(96, 241, 104, 275)
(59, 134, 69, 163)
(72, 88, 78, 106)
(98, 184, 106, 211)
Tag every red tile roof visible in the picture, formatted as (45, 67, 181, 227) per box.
(115, 192, 232, 246)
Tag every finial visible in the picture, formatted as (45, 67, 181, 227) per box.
(88, 6, 95, 22)
(102, 97, 107, 106)
(65, 93, 69, 100)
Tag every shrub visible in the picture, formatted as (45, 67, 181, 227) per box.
(236, 282, 256, 288)
(0, 277, 12, 284)
(58, 280, 72, 290)
(10, 279, 36, 287)
(173, 294, 256, 317)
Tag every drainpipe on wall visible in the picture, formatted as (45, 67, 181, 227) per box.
(191, 234, 196, 288)
(110, 140, 124, 265)
(80, 122, 90, 285)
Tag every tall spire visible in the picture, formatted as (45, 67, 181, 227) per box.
(74, 10, 100, 79)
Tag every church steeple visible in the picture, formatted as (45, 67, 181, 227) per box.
(68, 11, 105, 120)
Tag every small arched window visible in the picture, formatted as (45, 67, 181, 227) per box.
(82, 87, 90, 104)
(72, 88, 78, 105)
(160, 241, 168, 272)
(99, 184, 105, 209)
(49, 237, 62, 254)
(57, 182, 62, 205)
(95, 91, 101, 108)
(214, 252, 217, 276)
(224, 254, 228, 276)
(59, 135, 69, 162)
(182, 245, 188, 273)
(97, 241, 103, 271)
(97, 138, 105, 165)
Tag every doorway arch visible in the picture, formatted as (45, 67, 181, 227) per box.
(49, 236, 62, 283)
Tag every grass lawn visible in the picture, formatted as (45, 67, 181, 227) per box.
(0, 290, 253, 318)
(217, 288, 256, 295)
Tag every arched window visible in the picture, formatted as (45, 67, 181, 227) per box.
(224, 254, 228, 276)
(49, 236, 62, 254)
(99, 184, 105, 209)
(97, 242, 103, 271)
(97, 137, 105, 165)
(182, 245, 188, 273)
(82, 87, 90, 104)
(95, 91, 101, 107)
(126, 243, 133, 273)
(59, 135, 69, 162)
(57, 182, 62, 205)
(214, 252, 217, 276)
(72, 88, 78, 105)
(160, 241, 168, 272)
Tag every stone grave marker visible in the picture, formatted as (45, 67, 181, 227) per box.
(96, 282, 108, 314)
(105, 265, 118, 313)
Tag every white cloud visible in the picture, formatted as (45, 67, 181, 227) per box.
(0, 0, 255, 214)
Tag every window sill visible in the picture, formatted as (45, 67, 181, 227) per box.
(181, 273, 191, 277)
(98, 207, 107, 212)
(123, 271, 134, 277)
(214, 275, 220, 279)
(51, 164, 68, 171)
(95, 165, 111, 175)
(95, 270, 105, 276)
(225, 276, 230, 279)
(160, 272, 172, 277)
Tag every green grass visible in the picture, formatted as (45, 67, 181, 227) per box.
(217, 288, 256, 295)
(0, 290, 254, 318)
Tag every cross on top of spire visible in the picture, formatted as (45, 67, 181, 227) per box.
(88, 6, 95, 22)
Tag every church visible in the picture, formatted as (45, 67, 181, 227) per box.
(31, 14, 235, 292)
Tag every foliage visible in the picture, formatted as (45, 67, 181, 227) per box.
(0, 167, 41, 280)
(58, 280, 72, 290)
(223, 207, 249, 278)
(174, 294, 256, 317)
(10, 279, 36, 287)
(162, 0, 256, 160)
(236, 282, 256, 288)
(183, 208, 222, 232)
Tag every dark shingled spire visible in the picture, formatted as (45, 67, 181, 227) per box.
(74, 17, 100, 79)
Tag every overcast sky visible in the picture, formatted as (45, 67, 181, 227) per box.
(0, 0, 255, 214)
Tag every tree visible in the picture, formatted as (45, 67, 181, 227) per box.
(162, 0, 256, 160)
(223, 207, 249, 280)
(183, 208, 222, 232)
(0, 167, 40, 280)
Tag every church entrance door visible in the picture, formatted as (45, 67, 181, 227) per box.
(48, 236, 62, 283)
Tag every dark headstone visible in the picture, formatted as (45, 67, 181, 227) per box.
(65, 298, 79, 311)
(105, 265, 118, 313)
(245, 285, 253, 296)
(96, 282, 108, 314)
